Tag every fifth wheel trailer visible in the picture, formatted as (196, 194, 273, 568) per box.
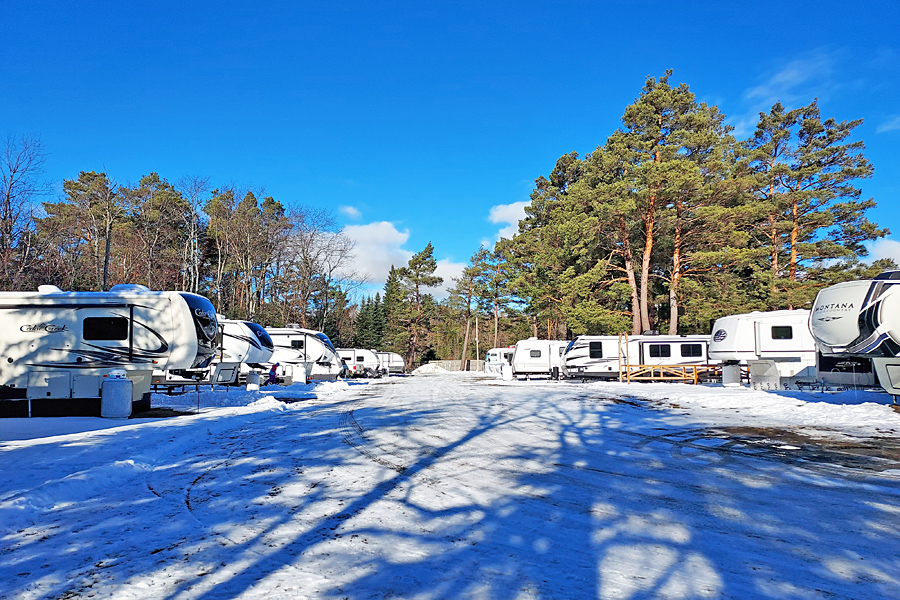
(265, 326, 343, 383)
(710, 309, 876, 390)
(809, 271, 900, 395)
(0, 284, 218, 417)
(153, 317, 274, 387)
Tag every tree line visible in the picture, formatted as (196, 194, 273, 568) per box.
(2, 71, 892, 367)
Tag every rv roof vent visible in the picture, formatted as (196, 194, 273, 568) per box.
(286, 323, 300, 328)
(110, 284, 151, 293)
(37, 285, 63, 294)
(874, 271, 900, 281)
(642, 330, 660, 336)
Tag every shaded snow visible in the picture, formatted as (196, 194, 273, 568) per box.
(2, 376, 900, 599)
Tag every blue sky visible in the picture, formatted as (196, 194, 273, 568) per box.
(3, 1, 899, 296)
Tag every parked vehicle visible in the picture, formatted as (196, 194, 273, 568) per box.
(153, 317, 274, 388)
(809, 271, 900, 395)
(484, 347, 514, 375)
(511, 338, 569, 379)
(563, 334, 712, 380)
(0, 284, 218, 417)
(265, 326, 342, 383)
(711, 309, 875, 390)
(337, 348, 382, 377)
(375, 351, 405, 375)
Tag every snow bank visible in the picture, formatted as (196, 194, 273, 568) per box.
(412, 363, 448, 375)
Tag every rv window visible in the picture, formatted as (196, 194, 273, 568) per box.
(648, 344, 670, 358)
(530, 349, 541, 358)
(356, 356, 365, 362)
(83, 317, 129, 341)
(559, 346, 565, 356)
(771, 326, 793, 340)
(291, 340, 304, 350)
(589, 342, 603, 359)
(680, 344, 703, 358)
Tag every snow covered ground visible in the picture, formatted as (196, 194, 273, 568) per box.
(3, 373, 900, 599)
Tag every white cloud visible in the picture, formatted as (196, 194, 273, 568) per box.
(340, 221, 465, 299)
(731, 50, 839, 137)
(866, 238, 900, 265)
(339, 205, 362, 219)
(342, 221, 413, 286)
(434, 258, 467, 298)
(487, 200, 530, 243)
(877, 116, 900, 134)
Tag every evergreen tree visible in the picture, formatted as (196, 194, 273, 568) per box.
(397, 243, 443, 366)
(745, 100, 888, 308)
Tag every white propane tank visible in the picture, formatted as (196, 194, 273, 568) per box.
(246, 371, 260, 391)
(101, 370, 133, 419)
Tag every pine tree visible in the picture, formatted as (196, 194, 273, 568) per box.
(397, 243, 443, 366)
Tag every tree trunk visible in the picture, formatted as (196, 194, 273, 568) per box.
(493, 301, 499, 348)
(668, 202, 683, 335)
(619, 218, 642, 335)
(640, 209, 654, 333)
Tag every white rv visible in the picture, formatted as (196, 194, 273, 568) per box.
(710, 309, 876, 390)
(511, 338, 569, 379)
(153, 317, 274, 387)
(809, 272, 900, 395)
(265, 326, 342, 383)
(484, 347, 515, 375)
(0, 284, 218, 417)
(563, 334, 712, 380)
(337, 348, 381, 377)
(375, 351, 405, 375)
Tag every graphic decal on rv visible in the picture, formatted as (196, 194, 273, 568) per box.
(24, 317, 170, 369)
(20, 323, 68, 333)
(713, 329, 727, 342)
(225, 332, 264, 351)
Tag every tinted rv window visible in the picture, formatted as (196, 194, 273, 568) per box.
(589, 342, 603, 359)
(83, 317, 128, 341)
(680, 344, 703, 358)
(530, 349, 541, 358)
(291, 340, 304, 350)
(648, 344, 671, 358)
(771, 326, 793, 340)
(356, 356, 365, 362)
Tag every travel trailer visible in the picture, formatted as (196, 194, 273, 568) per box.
(511, 338, 570, 379)
(0, 284, 218, 417)
(809, 272, 900, 395)
(375, 351, 405, 375)
(563, 334, 712, 380)
(711, 309, 876, 390)
(265, 326, 342, 383)
(484, 347, 514, 375)
(153, 317, 274, 388)
(337, 348, 381, 377)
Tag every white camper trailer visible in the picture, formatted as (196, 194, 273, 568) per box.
(710, 310, 816, 390)
(153, 318, 274, 387)
(265, 326, 342, 383)
(563, 334, 712, 380)
(0, 284, 218, 417)
(484, 347, 515, 375)
(809, 272, 900, 395)
(511, 338, 569, 379)
(710, 309, 876, 390)
(375, 351, 405, 375)
(337, 348, 381, 377)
